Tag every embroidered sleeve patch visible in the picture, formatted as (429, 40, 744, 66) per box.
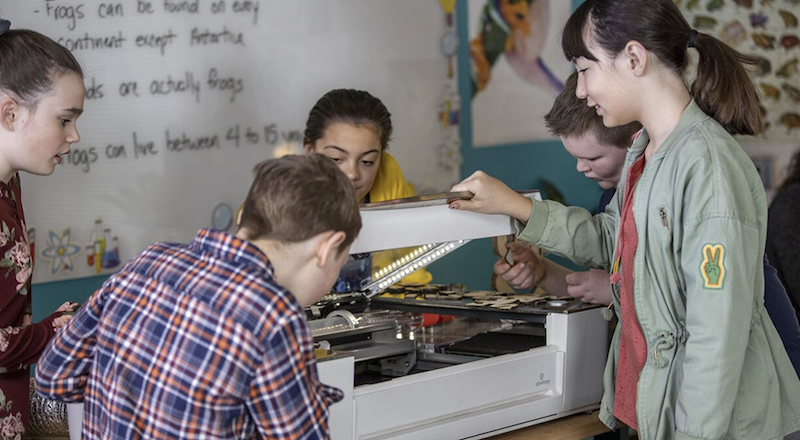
(700, 244, 725, 289)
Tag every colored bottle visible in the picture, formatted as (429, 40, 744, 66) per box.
(448, 87, 461, 126)
(439, 83, 452, 127)
(102, 228, 120, 269)
(93, 219, 105, 274)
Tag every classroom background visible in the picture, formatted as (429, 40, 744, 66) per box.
(6, 0, 794, 321)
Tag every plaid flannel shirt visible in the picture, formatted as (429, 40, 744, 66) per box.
(36, 229, 342, 439)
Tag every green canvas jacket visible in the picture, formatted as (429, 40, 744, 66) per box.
(518, 101, 800, 440)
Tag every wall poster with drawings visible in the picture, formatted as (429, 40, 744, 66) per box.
(467, 0, 573, 148)
(3, 0, 453, 283)
(678, 1, 799, 141)
(677, 1, 800, 199)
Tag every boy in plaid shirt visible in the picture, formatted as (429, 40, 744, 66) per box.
(35, 154, 361, 440)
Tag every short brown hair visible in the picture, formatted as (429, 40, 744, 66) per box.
(239, 154, 361, 253)
(0, 28, 84, 106)
(544, 72, 640, 148)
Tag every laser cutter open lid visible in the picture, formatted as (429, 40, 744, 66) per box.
(348, 191, 541, 255)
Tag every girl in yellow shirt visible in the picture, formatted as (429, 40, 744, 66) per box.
(304, 89, 432, 288)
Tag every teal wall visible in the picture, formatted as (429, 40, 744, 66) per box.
(32, 275, 108, 322)
(32, 1, 593, 317)
(427, 0, 596, 289)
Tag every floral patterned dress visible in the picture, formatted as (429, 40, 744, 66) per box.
(0, 175, 65, 439)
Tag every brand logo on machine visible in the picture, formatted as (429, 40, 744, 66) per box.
(535, 372, 550, 387)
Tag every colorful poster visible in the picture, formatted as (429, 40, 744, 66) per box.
(468, 0, 573, 148)
(678, 1, 800, 141)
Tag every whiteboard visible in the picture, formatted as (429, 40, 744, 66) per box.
(1, 1, 457, 282)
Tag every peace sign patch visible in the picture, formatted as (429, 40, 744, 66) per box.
(700, 244, 725, 289)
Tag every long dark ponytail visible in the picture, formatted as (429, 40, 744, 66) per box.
(562, 0, 765, 136)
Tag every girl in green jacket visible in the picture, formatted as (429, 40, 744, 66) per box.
(449, 1, 800, 439)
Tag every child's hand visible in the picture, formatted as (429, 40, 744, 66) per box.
(56, 301, 80, 314)
(449, 171, 532, 222)
(565, 269, 613, 305)
(493, 241, 546, 290)
(51, 302, 79, 330)
(52, 314, 72, 330)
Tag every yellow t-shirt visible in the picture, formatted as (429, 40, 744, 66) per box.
(368, 152, 433, 285)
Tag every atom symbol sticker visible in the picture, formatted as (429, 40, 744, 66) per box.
(40, 228, 81, 275)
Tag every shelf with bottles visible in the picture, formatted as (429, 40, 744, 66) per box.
(85, 218, 121, 275)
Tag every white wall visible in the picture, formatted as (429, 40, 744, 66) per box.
(2, 1, 457, 282)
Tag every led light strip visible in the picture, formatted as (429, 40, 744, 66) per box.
(363, 239, 470, 298)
